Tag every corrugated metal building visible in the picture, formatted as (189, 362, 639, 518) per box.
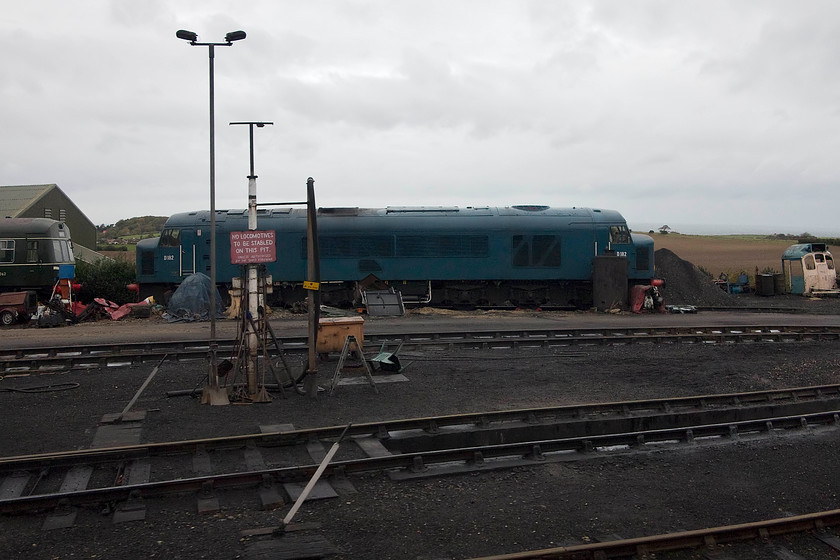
(0, 184, 96, 250)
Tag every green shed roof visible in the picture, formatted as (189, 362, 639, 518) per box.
(0, 184, 56, 218)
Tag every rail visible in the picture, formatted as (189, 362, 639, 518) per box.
(2, 385, 840, 514)
(2, 324, 839, 372)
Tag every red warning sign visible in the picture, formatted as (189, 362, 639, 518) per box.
(230, 230, 276, 264)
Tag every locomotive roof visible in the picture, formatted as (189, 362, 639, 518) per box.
(167, 206, 626, 223)
(0, 217, 69, 236)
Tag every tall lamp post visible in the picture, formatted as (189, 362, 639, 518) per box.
(176, 29, 246, 405)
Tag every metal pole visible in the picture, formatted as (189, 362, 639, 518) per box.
(176, 30, 245, 406)
(304, 177, 321, 398)
(282, 424, 351, 527)
(208, 44, 219, 388)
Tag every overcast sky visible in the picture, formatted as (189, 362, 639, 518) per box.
(3, 1, 840, 235)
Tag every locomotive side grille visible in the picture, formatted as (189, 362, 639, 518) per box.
(307, 236, 394, 258)
(397, 235, 488, 257)
(635, 247, 650, 271)
(141, 251, 155, 275)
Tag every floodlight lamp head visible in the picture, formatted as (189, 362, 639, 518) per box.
(225, 30, 247, 42)
(176, 30, 198, 42)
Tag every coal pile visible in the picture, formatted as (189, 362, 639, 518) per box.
(654, 248, 741, 307)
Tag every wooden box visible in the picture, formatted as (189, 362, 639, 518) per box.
(317, 317, 365, 352)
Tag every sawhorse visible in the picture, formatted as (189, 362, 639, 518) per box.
(328, 335, 378, 396)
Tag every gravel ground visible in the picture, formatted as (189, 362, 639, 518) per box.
(3, 247, 840, 559)
(2, 307, 840, 559)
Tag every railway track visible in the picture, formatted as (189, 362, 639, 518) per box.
(3, 384, 840, 520)
(469, 510, 840, 559)
(2, 324, 839, 373)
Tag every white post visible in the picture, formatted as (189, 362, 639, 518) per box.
(247, 175, 259, 396)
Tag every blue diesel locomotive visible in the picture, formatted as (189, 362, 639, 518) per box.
(136, 205, 655, 308)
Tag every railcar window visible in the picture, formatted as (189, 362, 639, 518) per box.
(512, 235, 562, 267)
(0, 240, 13, 263)
(827, 255, 835, 270)
(609, 225, 631, 244)
(53, 241, 64, 263)
(160, 229, 181, 247)
(52, 240, 72, 263)
(397, 236, 488, 257)
(804, 255, 816, 270)
(26, 241, 39, 263)
(815, 254, 825, 263)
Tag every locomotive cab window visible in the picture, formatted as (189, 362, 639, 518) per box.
(827, 255, 835, 270)
(805, 255, 816, 270)
(160, 229, 181, 247)
(0, 240, 14, 263)
(609, 225, 631, 244)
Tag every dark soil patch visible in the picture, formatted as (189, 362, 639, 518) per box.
(655, 248, 741, 307)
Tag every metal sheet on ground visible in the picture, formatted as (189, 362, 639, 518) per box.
(241, 535, 339, 559)
(339, 373, 408, 385)
(260, 423, 296, 433)
(91, 423, 142, 448)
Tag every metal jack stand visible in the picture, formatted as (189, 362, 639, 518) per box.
(224, 268, 278, 403)
(328, 335, 378, 396)
(201, 343, 230, 406)
(247, 312, 280, 401)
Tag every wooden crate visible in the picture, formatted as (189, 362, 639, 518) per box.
(317, 317, 365, 352)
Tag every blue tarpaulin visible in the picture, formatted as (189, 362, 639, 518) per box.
(163, 273, 224, 322)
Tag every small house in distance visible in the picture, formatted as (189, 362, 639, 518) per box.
(0, 184, 96, 251)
